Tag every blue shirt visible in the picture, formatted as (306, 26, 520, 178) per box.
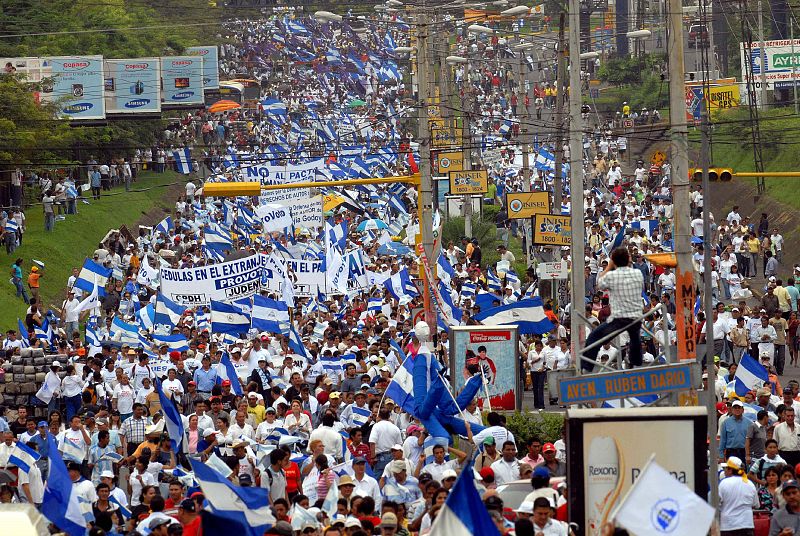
(719, 415, 750, 456)
(787, 285, 799, 312)
(193, 367, 218, 392)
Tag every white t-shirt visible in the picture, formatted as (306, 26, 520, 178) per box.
(369, 420, 402, 454)
(113, 384, 135, 414)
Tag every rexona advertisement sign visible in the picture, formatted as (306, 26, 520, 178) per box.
(103, 58, 162, 114)
(160, 56, 204, 105)
(566, 407, 707, 536)
(46, 56, 106, 120)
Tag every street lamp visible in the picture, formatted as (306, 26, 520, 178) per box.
(515, 41, 537, 49)
(580, 51, 600, 59)
(468, 24, 495, 34)
(446, 55, 469, 64)
(501, 5, 530, 15)
(314, 10, 343, 22)
(394, 46, 414, 54)
(386, 0, 404, 6)
(626, 29, 652, 39)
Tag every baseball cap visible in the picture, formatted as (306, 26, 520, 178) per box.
(37, 421, 47, 428)
(353, 456, 367, 464)
(785, 387, 794, 394)
(344, 517, 362, 529)
(389, 460, 406, 473)
(442, 469, 457, 480)
(178, 498, 196, 512)
(482, 436, 495, 446)
(99, 470, 115, 479)
(716, 402, 728, 414)
(266, 520, 294, 536)
(783, 480, 800, 493)
(731, 400, 744, 408)
(542, 442, 556, 453)
(379, 512, 398, 528)
(149, 518, 171, 530)
(533, 466, 551, 479)
(479, 467, 494, 480)
(390, 443, 403, 451)
(406, 424, 421, 435)
(221, 380, 231, 387)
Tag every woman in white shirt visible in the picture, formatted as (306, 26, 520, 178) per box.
(128, 458, 156, 507)
(161, 369, 184, 403)
(61, 365, 85, 421)
(284, 400, 312, 438)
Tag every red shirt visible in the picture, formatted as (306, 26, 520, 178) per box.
(164, 497, 183, 509)
(284, 461, 301, 493)
(183, 516, 202, 536)
(348, 441, 372, 465)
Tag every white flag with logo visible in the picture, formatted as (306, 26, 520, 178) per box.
(612, 458, 714, 536)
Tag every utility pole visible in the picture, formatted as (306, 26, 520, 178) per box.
(416, 1, 436, 329)
(545, 12, 566, 303)
(758, 0, 768, 107)
(568, 0, 586, 367)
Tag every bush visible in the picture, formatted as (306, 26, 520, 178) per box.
(505, 411, 564, 444)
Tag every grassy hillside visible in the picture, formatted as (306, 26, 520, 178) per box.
(693, 108, 800, 210)
(0, 171, 183, 323)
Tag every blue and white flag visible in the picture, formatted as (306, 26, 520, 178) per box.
(189, 459, 276, 536)
(74, 258, 112, 297)
(613, 459, 714, 536)
(630, 219, 659, 236)
(42, 433, 87, 536)
(486, 269, 502, 292)
(437, 255, 456, 286)
(108, 495, 131, 520)
(150, 333, 190, 353)
(8, 441, 41, 473)
(611, 224, 627, 250)
(460, 281, 477, 299)
(35, 318, 56, 345)
(326, 218, 348, 251)
(252, 295, 290, 334)
(734, 354, 769, 396)
(367, 297, 383, 312)
(5, 219, 18, 233)
(204, 224, 233, 259)
(217, 352, 244, 396)
(16, 319, 30, 348)
(472, 298, 555, 335)
(437, 281, 462, 330)
(350, 405, 371, 427)
(385, 355, 415, 415)
(383, 268, 418, 303)
(223, 147, 240, 169)
(173, 148, 192, 174)
(288, 325, 309, 359)
(155, 377, 185, 454)
(154, 293, 185, 333)
(261, 98, 287, 115)
(136, 303, 155, 333)
(429, 462, 500, 536)
(154, 216, 173, 237)
(211, 300, 252, 337)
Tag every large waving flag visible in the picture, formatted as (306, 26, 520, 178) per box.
(288, 325, 309, 359)
(383, 267, 419, 304)
(150, 333, 190, 353)
(252, 295, 290, 334)
(154, 216, 173, 237)
(734, 354, 769, 396)
(472, 297, 555, 335)
(74, 258, 112, 297)
(437, 255, 456, 286)
(429, 462, 500, 536)
(326, 218, 348, 251)
(155, 377, 185, 454)
(41, 433, 87, 536)
(217, 352, 244, 396)
(385, 353, 415, 415)
(189, 459, 275, 536)
(437, 281, 462, 331)
(16, 319, 31, 348)
(154, 293, 185, 333)
(136, 302, 155, 333)
(173, 148, 192, 174)
(211, 300, 252, 337)
(9, 441, 41, 473)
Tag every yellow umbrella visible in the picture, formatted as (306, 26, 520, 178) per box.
(208, 99, 241, 113)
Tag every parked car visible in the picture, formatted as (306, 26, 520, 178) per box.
(688, 22, 709, 48)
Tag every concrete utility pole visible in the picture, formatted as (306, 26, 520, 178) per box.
(416, 1, 436, 328)
(568, 0, 586, 367)
(518, 45, 535, 267)
(758, 0, 768, 107)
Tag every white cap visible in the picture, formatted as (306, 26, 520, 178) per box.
(442, 469, 458, 480)
(52, 361, 61, 367)
(390, 444, 403, 451)
(100, 470, 115, 479)
(515, 501, 534, 514)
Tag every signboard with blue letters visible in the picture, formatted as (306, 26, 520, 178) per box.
(103, 58, 162, 114)
(47, 56, 106, 120)
(160, 56, 204, 105)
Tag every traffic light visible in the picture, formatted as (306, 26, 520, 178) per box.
(689, 168, 733, 182)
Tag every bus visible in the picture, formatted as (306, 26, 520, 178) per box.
(228, 78, 261, 102)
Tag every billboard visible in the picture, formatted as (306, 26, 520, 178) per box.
(566, 407, 707, 536)
(46, 56, 106, 120)
(449, 170, 488, 195)
(533, 214, 571, 245)
(450, 325, 520, 410)
(685, 79, 740, 122)
(160, 56, 204, 105)
(506, 191, 550, 219)
(0, 57, 51, 83)
(186, 45, 220, 89)
(740, 39, 800, 88)
(103, 58, 161, 114)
